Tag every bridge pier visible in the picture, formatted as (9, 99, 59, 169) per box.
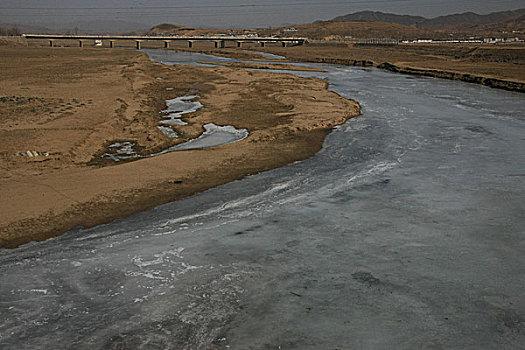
(164, 41, 170, 49)
(49, 40, 54, 47)
(109, 40, 115, 48)
(259, 41, 265, 47)
(79, 40, 83, 48)
(136, 40, 142, 50)
(236, 41, 242, 48)
(188, 41, 194, 48)
(214, 40, 225, 49)
(281, 41, 287, 47)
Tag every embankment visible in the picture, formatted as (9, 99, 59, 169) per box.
(283, 56, 525, 93)
(242, 43, 525, 93)
(376, 62, 525, 93)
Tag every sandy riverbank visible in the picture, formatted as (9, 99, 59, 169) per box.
(0, 46, 360, 248)
(165, 41, 525, 93)
(249, 43, 525, 93)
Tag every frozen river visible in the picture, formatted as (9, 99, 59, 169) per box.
(1, 51, 524, 349)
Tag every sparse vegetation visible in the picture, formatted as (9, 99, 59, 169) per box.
(0, 26, 21, 36)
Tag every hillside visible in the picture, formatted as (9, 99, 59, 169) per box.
(148, 9, 525, 42)
(429, 14, 525, 36)
(333, 11, 425, 26)
(422, 9, 525, 28)
(270, 21, 439, 40)
(333, 9, 525, 35)
(147, 23, 228, 36)
(486, 13, 525, 31)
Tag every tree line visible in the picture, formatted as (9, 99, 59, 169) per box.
(0, 26, 21, 36)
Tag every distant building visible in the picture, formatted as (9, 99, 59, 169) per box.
(483, 37, 520, 43)
(356, 38, 399, 45)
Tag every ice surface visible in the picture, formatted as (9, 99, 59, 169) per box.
(101, 142, 139, 161)
(251, 51, 286, 60)
(159, 95, 202, 127)
(157, 125, 180, 138)
(166, 123, 248, 151)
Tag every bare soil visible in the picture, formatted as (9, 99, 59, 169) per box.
(119, 39, 525, 90)
(0, 45, 359, 248)
(250, 42, 525, 89)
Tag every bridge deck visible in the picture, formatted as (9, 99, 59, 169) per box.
(22, 34, 307, 43)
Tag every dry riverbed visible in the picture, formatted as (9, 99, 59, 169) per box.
(0, 46, 359, 248)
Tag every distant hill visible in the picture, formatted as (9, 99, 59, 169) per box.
(333, 9, 525, 32)
(148, 9, 525, 43)
(148, 23, 196, 35)
(333, 11, 425, 26)
(147, 23, 223, 36)
(271, 21, 440, 40)
(493, 13, 525, 31)
(418, 14, 525, 37)
(422, 9, 525, 28)
(147, 20, 436, 40)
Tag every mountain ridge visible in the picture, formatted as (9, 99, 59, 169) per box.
(333, 8, 525, 30)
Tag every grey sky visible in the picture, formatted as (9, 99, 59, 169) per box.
(1, 0, 524, 31)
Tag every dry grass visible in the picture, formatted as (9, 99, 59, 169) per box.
(0, 45, 359, 247)
(251, 42, 525, 83)
(275, 20, 439, 40)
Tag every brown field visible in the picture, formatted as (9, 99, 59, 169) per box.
(0, 44, 359, 248)
(233, 42, 525, 90)
(264, 42, 525, 83)
(270, 20, 440, 40)
(92, 36, 525, 89)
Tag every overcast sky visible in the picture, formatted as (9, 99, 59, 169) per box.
(1, 0, 524, 31)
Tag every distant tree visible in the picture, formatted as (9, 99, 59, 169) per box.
(0, 26, 21, 36)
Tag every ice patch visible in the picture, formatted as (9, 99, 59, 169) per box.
(160, 118, 187, 126)
(27, 289, 48, 294)
(157, 125, 180, 138)
(158, 95, 202, 131)
(101, 142, 140, 161)
(161, 95, 202, 117)
(132, 248, 185, 268)
(160, 181, 292, 227)
(251, 51, 286, 60)
(165, 123, 248, 151)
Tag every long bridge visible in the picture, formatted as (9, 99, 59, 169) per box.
(22, 34, 308, 49)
